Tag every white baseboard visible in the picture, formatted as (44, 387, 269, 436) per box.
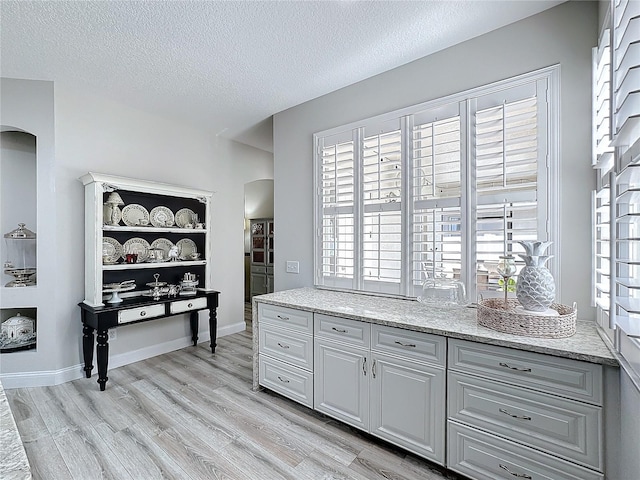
(0, 324, 246, 389)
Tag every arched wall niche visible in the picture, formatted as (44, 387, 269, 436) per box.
(1, 128, 38, 287)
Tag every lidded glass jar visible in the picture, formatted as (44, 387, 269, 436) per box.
(417, 276, 467, 308)
(3, 223, 37, 287)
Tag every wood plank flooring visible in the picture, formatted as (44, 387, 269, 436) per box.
(6, 320, 458, 480)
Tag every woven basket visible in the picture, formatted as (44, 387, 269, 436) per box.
(477, 298, 577, 338)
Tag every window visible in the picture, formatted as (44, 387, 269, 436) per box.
(314, 67, 559, 301)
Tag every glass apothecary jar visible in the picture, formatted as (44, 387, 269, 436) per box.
(3, 223, 37, 287)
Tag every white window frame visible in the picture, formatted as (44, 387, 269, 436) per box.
(314, 66, 560, 301)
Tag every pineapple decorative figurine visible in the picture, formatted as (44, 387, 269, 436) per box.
(515, 241, 558, 316)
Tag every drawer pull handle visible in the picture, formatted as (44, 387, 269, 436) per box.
(332, 327, 348, 333)
(499, 464, 532, 479)
(140, 311, 146, 317)
(499, 408, 532, 421)
(187, 303, 193, 308)
(277, 315, 290, 321)
(394, 341, 416, 348)
(499, 362, 531, 372)
(372, 359, 376, 378)
(277, 342, 290, 349)
(277, 376, 290, 383)
(362, 357, 367, 376)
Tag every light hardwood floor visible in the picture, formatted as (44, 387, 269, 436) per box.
(6, 320, 458, 480)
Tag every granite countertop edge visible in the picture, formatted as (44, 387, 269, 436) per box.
(253, 288, 619, 367)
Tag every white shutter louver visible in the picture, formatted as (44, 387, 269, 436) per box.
(592, 26, 614, 170)
(612, 0, 640, 148)
(412, 115, 462, 292)
(474, 96, 542, 297)
(362, 125, 403, 292)
(319, 135, 356, 288)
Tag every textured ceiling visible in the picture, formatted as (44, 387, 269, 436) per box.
(0, 1, 564, 152)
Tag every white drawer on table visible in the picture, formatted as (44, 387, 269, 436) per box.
(314, 314, 370, 347)
(169, 297, 207, 315)
(448, 422, 603, 480)
(448, 371, 602, 471)
(372, 324, 445, 366)
(448, 339, 603, 405)
(258, 303, 313, 333)
(259, 324, 313, 370)
(118, 304, 165, 324)
(259, 354, 313, 408)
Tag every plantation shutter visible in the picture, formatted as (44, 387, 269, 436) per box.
(362, 119, 403, 294)
(611, 0, 640, 148)
(411, 103, 463, 296)
(472, 84, 548, 300)
(317, 130, 356, 290)
(592, 26, 614, 170)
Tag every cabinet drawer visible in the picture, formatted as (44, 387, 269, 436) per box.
(259, 355, 313, 408)
(448, 339, 603, 404)
(258, 303, 313, 333)
(448, 423, 603, 480)
(169, 297, 207, 315)
(315, 314, 370, 347)
(372, 324, 445, 366)
(251, 265, 267, 274)
(259, 324, 313, 370)
(448, 371, 602, 470)
(118, 304, 165, 324)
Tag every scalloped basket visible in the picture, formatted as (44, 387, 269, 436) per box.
(477, 298, 576, 338)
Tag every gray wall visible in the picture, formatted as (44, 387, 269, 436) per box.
(273, 1, 597, 319)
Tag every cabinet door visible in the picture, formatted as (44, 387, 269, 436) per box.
(314, 339, 369, 431)
(370, 352, 445, 465)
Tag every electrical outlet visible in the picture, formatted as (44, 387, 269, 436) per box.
(286, 260, 300, 274)
(108, 329, 117, 341)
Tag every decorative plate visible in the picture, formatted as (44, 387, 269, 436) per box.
(150, 206, 175, 227)
(175, 208, 196, 228)
(122, 204, 150, 227)
(176, 238, 197, 260)
(123, 237, 151, 262)
(102, 237, 123, 264)
(150, 238, 174, 262)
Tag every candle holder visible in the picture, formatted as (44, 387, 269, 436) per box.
(496, 255, 517, 308)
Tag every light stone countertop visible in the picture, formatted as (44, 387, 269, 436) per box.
(0, 380, 32, 480)
(252, 287, 617, 366)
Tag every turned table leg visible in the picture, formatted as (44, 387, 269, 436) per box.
(82, 325, 95, 378)
(209, 307, 217, 353)
(190, 311, 199, 346)
(96, 329, 109, 391)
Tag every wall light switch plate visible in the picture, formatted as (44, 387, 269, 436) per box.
(108, 329, 117, 341)
(286, 261, 300, 274)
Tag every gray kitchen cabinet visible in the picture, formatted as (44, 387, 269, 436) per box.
(313, 315, 446, 465)
(249, 219, 273, 298)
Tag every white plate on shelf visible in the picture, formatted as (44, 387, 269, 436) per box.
(176, 238, 197, 260)
(122, 204, 150, 227)
(102, 237, 123, 264)
(150, 238, 174, 262)
(175, 208, 196, 228)
(123, 237, 151, 262)
(150, 206, 175, 227)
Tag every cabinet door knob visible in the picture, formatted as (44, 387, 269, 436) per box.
(372, 359, 376, 378)
(499, 464, 532, 479)
(140, 311, 146, 317)
(362, 357, 367, 376)
(187, 303, 193, 308)
(499, 362, 531, 372)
